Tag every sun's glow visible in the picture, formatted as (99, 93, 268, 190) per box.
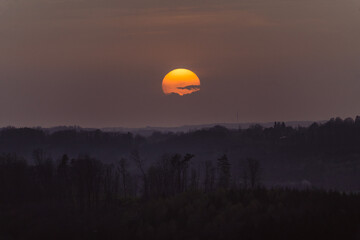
(162, 69, 200, 96)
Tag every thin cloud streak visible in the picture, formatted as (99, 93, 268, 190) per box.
(177, 85, 201, 91)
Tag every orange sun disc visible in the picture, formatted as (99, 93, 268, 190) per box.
(162, 68, 200, 96)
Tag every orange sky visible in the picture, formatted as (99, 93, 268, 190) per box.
(0, 0, 359, 127)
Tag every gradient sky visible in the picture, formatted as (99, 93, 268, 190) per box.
(1, 0, 360, 127)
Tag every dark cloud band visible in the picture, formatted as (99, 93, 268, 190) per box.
(177, 85, 201, 90)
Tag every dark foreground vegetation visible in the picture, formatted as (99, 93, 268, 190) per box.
(2, 116, 360, 239)
(1, 153, 360, 239)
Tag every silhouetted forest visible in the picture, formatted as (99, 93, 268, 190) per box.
(1, 116, 360, 189)
(1, 117, 360, 239)
(1, 153, 360, 239)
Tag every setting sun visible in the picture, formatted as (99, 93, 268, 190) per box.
(162, 69, 200, 96)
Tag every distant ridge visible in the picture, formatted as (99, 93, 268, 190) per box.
(101, 120, 325, 136)
(0, 120, 326, 136)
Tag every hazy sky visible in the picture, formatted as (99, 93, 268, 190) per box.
(1, 0, 359, 127)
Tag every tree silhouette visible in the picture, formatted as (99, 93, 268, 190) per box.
(217, 154, 231, 189)
(246, 158, 261, 188)
(131, 150, 148, 198)
(204, 160, 215, 192)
